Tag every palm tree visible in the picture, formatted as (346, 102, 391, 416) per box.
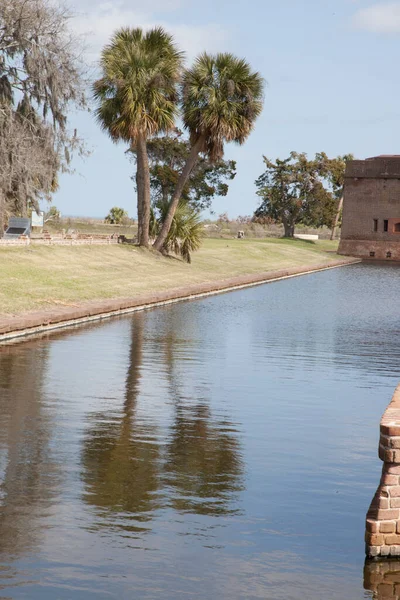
(93, 27, 184, 247)
(150, 200, 204, 263)
(153, 52, 264, 251)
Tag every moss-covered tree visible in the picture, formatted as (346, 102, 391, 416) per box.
(254, 152, 343, 238)
(0, 0, 86, 233)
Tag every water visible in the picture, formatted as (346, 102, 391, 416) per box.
(0, 262, 399, 599)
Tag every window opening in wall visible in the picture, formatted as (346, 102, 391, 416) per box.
(394, 223, 400, 233)
(373, 219, 378, 232)
(384, 220, 389, 232)
(370, 251, 375, 257)
(387, 251, 392, 258)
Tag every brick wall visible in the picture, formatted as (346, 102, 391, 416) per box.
(347, 158, 400, 179)
(339, 240, 400, 260)
(341, 177, 400, 242)
(366, 385, 400, 558)
(338, 157, 400, 259)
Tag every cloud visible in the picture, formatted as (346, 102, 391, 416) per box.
(72, 0, 230, 63)
(352, 2, 400, 33)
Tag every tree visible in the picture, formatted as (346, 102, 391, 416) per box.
(0, 0, 86, 234)
(325, 154, 354, 240)
(237, 215, 252, 224)
(254, 152, 338, 238)
(153, 52, 264, 251)
(144, 131, 236, 212)
(44, 206, 61, 223)
(217, 212, 230, 225)
(105, 206, 128, 225)
(150, 200, 204, 263)
(129, 130, 234, 260)
(93, 27, 183, 248)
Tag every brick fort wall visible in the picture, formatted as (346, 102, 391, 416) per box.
(366, 384, 400, 559)
(338, 156, 400, 260)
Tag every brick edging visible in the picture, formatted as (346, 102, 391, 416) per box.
(0, 257, 359, 343)
(339, 240, 400, 261)
(366, 385, 400, 558)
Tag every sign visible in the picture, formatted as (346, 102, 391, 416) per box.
(31, 211, 44, 227)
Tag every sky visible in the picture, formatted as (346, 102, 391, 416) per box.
(52, 0, 400, 219)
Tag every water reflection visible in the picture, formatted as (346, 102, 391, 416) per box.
(0, 343, 60, 559)
(81, 312, 244, 534)
(81, 314, 162, 531)
(161, 325, 244, 515)
(364, 560, 400, 599)
(333, 264, 400, 379)
(2, 264, 400, 598)
(163, 401, 244, 515)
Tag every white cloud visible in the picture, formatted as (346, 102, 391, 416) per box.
(352, 2, 400, 33)
(72, 0, 230, 63)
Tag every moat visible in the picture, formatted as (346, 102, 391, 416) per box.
(0, 262, 399, 599)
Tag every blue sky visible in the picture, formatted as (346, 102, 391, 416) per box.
(53, 0, 400, 219)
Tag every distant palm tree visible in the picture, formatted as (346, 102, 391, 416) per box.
(150, 200, 204, 263)
(153, 52, 264, 251)
(93, 27, 184, 247)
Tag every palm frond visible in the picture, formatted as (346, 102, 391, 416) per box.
(155, 200, 204, 262)
(182, 53, 265, 161)
(93, 27, 185, 144)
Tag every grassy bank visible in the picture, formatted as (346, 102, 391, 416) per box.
(0, 238, 339, 316)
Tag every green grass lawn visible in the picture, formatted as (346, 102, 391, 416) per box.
(0, 238, 340, 316)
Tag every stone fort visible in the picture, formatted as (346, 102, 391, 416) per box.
(338, 155, 400, 260)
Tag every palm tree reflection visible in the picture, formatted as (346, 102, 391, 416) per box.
(161, 325, 244, 516)
(163, 401, 244, 515)
(81, 310, 244, 534)
(81, 314, 162, 532)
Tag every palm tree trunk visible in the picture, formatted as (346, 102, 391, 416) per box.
(136, 166, 143, 244)
(330, 196, 343, 240)
(153, 137, 204, 252)
(136, 135, 151, 248)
